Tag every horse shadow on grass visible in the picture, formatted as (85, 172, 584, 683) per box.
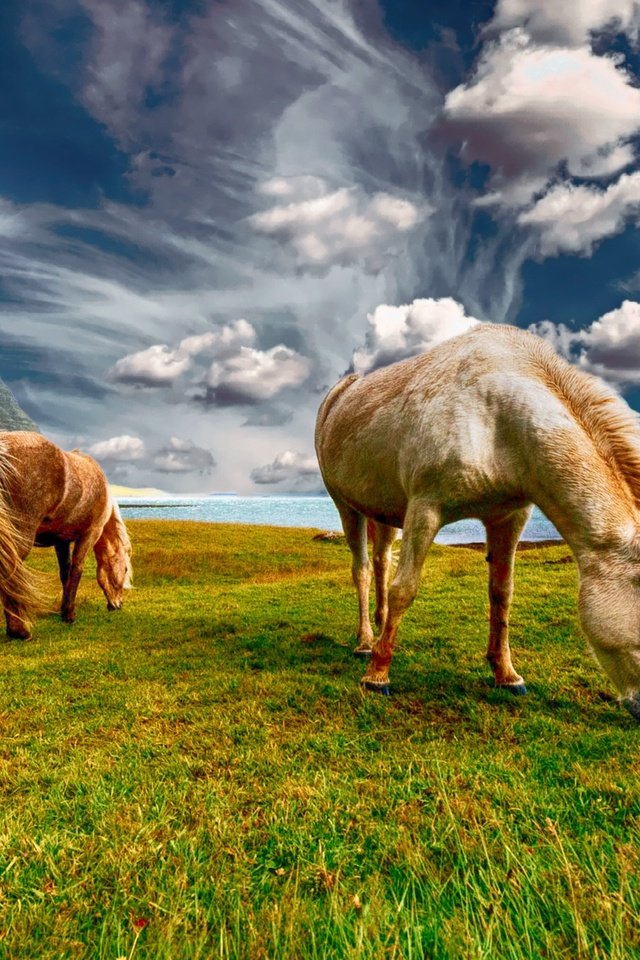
(220, 622, 632, 732)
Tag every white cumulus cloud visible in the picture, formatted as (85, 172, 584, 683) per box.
(249, 177, 423, 272)
(489, 0, 640, 45)
(443, 32, 640, 210)
(203, 345, 311, 403)
(352, 297, 481, 375)
(250, 450, 321, 487)
(109, 343, 193, 386)
(87, 434, 146, 461)
(151, 437, 215, 473)
(531, 299, 640, 386)
(518, 171, 640, 255)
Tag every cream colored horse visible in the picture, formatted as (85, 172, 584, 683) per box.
(315, 323, 640, 719)
(0, 431, 132, 639)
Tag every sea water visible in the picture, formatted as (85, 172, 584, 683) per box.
(117, 496, 561, 545)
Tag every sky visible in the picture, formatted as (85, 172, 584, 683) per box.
(3, 0, 640, 493)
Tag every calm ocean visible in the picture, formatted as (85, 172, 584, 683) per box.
(116, 496, 561, 545)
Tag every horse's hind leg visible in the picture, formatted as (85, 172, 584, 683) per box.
(362, 499, 440, 694)
(371, 521, 398, 630)
(484, 508, 532, 695)
(336, 503, 374, 656)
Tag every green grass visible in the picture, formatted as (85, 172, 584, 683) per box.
(0, 520, 638, 959)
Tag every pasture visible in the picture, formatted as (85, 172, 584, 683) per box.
(0, 520, 638, 959)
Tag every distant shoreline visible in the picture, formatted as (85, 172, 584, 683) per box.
(450, 538, 565, 552)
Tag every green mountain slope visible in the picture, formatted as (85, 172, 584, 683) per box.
(0, 379, 38, 431)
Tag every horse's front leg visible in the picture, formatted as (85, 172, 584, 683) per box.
(54, 540, 71, 599)
(483, 508, 532, 695)
(61, 537, 93, 623)
(362, 499, 440, 694)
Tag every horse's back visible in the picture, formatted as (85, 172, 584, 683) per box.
(0, 432, 110, 537)
(315, 324, 572, 523)
(0, 432, 68, 516)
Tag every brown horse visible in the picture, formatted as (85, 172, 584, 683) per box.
(0, 431, 132, 639)
(316, 323, 640, 720)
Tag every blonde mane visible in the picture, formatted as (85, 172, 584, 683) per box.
(110, 499, 133, 588)
(530, 336, 640, 509)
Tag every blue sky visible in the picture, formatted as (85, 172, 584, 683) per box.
(3, 0, 640, 492)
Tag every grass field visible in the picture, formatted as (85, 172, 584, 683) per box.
(0, 520, 638, 959)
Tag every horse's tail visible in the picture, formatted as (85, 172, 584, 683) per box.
(0, 457, 43, 629)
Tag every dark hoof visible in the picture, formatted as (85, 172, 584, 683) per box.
(498, 682, 527, 696)
(362, 680, 390, 696)
(353, 647, 373, 659)
(6, 630, 31, 641)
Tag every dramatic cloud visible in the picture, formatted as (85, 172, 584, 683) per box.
(444, 33, 640, 209)
(531, 300, 640, 386)
(87, 432, 215, 477)
(489, 0, 640, 45)
(518, 172, 640, 256)
(87, 434, 146, 462)
(249, 177, 424, 273)
(109, 320, 257, 389)
(200, 345, 312, 405)
(352, 297, 481, 374)
(109, 344, 193, 387)
(151, 437, 215, 474)
(109, 318, 311, 407)
(9, 0, 640, 494)
(250, 450, 322, 488)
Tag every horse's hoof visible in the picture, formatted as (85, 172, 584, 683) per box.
(353, 647, 373, 659)
(498, 681, 527, 696)
(362, 680, 391, 696)
(623, 693, 640, 720)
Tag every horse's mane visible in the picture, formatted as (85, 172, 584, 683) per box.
(105, 499, 133, 588)
(531, 336, 640, 509)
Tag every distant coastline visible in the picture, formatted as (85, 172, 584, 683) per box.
(115, 494, 563, 544)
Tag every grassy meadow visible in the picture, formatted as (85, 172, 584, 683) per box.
(0, 519, 638, 959)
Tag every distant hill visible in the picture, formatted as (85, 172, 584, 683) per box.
(110, 484, 167, 498)
(0, 379, 38, 431)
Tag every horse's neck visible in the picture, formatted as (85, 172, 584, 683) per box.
(527, 430, 639, 564)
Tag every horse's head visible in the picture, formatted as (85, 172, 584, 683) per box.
(577, 545, 640, 719)
(94, 501, 132, 611)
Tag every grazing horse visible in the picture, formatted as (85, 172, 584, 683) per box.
(315, 323, 640, 719)
(0, 431, 132, 639)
